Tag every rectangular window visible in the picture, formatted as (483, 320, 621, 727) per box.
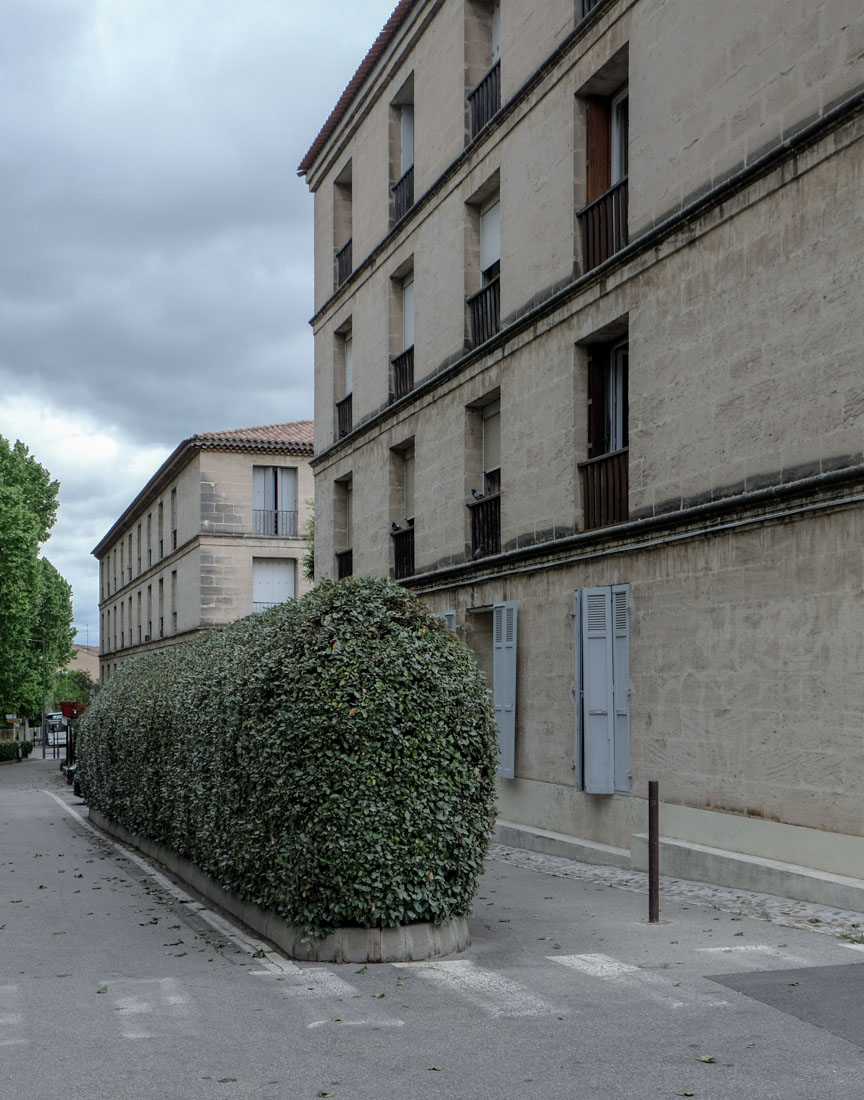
(147, 513, 152, 567)
(335, 477, 353, 578)
(574, 585, 630, 794)
(468, 192, 501, 346)
(136, 524, 142, 574)
(336, 327, 353, 439)
(146, 585, 152, 641)
(580, 338, 629, 529)
(171, 570, 177, 634)
(137, 591, 142, 644)
(467, 0, 501, 137)
(580, 79, 629, 271)
(252, 558, 296, 612)
(158, 502, 164, 559)
(391, 446, 415, 580)
(391, 76, 415, 222)
(467, 397, 502, 559)
(158, 578, 164, 637)
(127, 534, 132, 580)
(334, 160, 353, 288)
(170, 488, 177, 550)
(253, 467, 298, 536)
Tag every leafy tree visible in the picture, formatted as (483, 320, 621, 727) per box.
(301, 500, 315, 582)
(0, 436, 73, 716)
(51, 667, 98, 710)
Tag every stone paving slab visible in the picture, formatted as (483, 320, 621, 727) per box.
(487, 842, 864, 941)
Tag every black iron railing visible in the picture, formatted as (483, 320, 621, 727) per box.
(580, 0, 605, 17)
(336, 549, 353, 579)
(392, 165, 414, 222)
(467, 278, 500, 346)
(468, 60, 501, 137)
(252, 509, 298, 537)
(578, 178, 628, 272)
(392, 525, 415, 579)
(392, 346, 414, 400)
(336, 393, 352, 438)
(578, 448, 629, 529)
(335, 238, 353, 286)
(468, 493, 501, 558)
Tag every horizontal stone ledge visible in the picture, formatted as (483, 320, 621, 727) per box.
(88, 808, 470, 963)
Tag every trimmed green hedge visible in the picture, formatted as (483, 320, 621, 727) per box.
(0, 740, 33, 761)
(78, 578, 498, 938)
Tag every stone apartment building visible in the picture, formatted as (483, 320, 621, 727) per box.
(93, 422, 314, 682)
(299, 0, 864, 906)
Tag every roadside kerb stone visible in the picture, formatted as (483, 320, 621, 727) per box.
(88, 808, 470, 962)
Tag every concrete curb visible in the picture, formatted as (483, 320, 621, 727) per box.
(88, 809, 470, 963)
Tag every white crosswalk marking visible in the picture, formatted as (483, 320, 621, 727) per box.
(393, 960, 557, 1017)
(550, 954, 731, 1010)
(0, 986, 27, 1047)
(107, 977, 193, 1040)
(696, 944, 808, 967)
(257, 966, 404, 1029)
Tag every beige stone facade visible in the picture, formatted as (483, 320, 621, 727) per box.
(300, 1, 864, 903)
(93, 423, 314, 682)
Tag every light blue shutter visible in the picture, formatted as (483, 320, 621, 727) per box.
(612, 584, 631, 793)
(276, 468, 298, 535)
(253, 467, 269, 511)
(439, 610, 457, 631)
(493, 600, 517, 779)
(573, 590, 583, 787)
(582, 586, 614, 794)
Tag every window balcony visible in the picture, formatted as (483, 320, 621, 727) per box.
(468, 60, 501, 137)
(468, 278, 500, 347)
(577, 178, 628, 272)
(392, 165, 414, 222)
(253, 509, 298, 537)
(335, 238, 353, 287)
(580, 0, 606, 17)
(467, 492, 501, 558)
(335, 549, 353, 579)
(392, 525, 415, 580)
(578, 448, 629, 530)
(335, 393, 353, 439)
(392, 346, 414, 400)
(253, 601, 279, 613)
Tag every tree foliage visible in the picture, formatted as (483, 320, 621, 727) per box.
(51, 667, 98, 710)
(0, 436, 74, 715)
(79, 577, 499, 939)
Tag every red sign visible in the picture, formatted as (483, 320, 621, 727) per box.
(59, 701, 86, 719)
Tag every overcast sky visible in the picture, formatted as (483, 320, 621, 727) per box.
(0, 0, 400, 648)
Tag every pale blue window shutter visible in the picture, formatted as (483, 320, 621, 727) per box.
(582, 586, 614, 794)
(253, 466, 268, 511)
(573, 590, 583, 788)
(611, 584, 631, 793)
(276, 467, 298, 535)
(439, 610, 457, 631)
(493, 600, 517, 779)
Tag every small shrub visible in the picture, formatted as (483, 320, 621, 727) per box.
(0, 740, 32, 762)
(78, 578, 498, 938)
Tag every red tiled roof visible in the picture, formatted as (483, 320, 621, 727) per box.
(297, 0, 421, 178)
(194, 421, 314, 449)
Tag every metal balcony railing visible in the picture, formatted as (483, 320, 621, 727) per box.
(468, 493, 501, 559)
(253, 601, 280, 613)
(578, 448, 629, 530)
(336, 393, 353, 438)
(335, 238, 353, 286)
(580, 0, 605, 17)
(392, 525, 415, 579)
(392, 165, 414, 222)
(335, 549, 353, 579)
(252, 509, 298, 537)
(467, 278, 500, 347)
(468, 60, 501, 137)
(578, 178, 628, 272)
(392, 346, 414, 400)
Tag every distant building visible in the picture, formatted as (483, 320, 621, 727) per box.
(93, 422, 314, 682)
(299, 1, 864, 908)
(66, 644, 99, 682)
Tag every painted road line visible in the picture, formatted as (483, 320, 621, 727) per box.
(551, 954, 732, 1010)
(43, 790, 300, 978)
(0, 986, 27, 1047)
(107, 976, 194, 1041)
(269, 966, 405, 1029)
(696, 944, 809, 966)
(393, 960, 558, 1017)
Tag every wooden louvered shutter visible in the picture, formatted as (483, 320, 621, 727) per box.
(493, 601, 518, 779)
(585, 96, 611, 203)
(582, 586, 614, 794)
(587, 344, 610, 457)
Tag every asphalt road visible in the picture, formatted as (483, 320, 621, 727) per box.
(2, 754, 863, 1100)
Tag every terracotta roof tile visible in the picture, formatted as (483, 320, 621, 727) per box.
(194, 420, 314, 448)
(298, 0, 421, 177)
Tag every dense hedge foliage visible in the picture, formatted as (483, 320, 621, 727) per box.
(78, 578, 498, 938)
(0, 740, 32, 761)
